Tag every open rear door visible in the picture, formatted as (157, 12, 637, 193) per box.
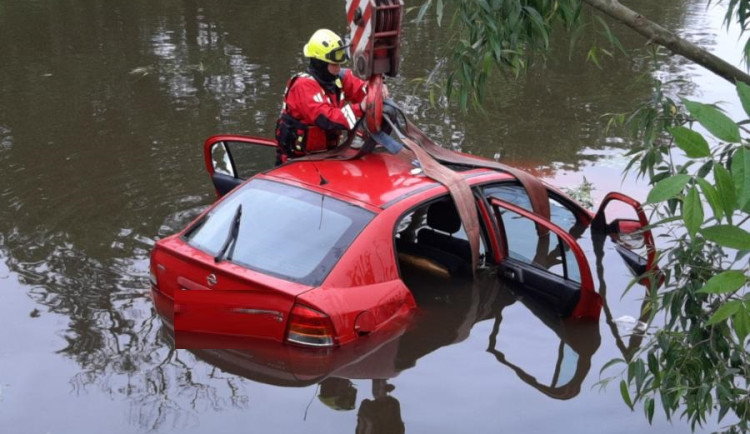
(489, 198, 602, 320)
(591, 192, 659, 287)
(203, 135, 278, 197)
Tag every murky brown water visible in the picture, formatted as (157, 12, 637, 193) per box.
(0, 1, 743, 433)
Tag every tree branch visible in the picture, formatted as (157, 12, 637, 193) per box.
(582, 0, 750, 85)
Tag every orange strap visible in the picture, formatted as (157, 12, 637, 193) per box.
(401, 137, 481, 273)
(404, 120, 551, 221)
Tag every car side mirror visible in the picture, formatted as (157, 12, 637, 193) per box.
(607, 218, 645, 250)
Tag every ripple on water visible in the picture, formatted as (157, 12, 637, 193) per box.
(158, 203, 210, 238)
(0, 125, 11, 150)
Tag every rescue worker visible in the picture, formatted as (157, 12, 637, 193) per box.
(275, 29, 368, 165)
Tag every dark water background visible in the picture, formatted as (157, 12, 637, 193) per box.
(0, 1, 745, 433)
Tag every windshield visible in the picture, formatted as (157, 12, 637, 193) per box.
(185, 179, 374, 286)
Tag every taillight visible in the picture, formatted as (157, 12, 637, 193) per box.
(286, 304, 336, 348)
(149, 260, 159, 287)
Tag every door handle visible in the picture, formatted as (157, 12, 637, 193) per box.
(501, 264, 524, 283)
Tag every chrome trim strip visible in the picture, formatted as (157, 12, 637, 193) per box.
(230, 308, 284, 322)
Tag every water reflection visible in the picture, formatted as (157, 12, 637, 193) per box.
(487, 297, 601, 400)
(168, 272, 601, 432)
(0, 125, 11, 151)
(592, 226, 652, 363)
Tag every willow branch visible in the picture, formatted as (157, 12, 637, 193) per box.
(582, 0, 750, 85)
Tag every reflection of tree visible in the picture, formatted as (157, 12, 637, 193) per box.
(0, 203, 246, 432)
(68, 323, 252, 432)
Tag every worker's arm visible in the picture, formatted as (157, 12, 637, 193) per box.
(340, 69, 368, 104)
(288, 79, 363, 130)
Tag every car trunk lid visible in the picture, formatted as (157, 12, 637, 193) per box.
(152, 236, 311, 344)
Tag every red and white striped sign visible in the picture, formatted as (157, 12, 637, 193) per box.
(346, 0, 373, 58)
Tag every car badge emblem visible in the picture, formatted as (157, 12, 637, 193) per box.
(206, 274, 218, 286)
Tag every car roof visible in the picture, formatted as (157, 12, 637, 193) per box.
(263, 150, 514, 208)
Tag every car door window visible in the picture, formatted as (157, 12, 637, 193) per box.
(223, 140, 277, 180)
(210, 142, 236, 177)
(484, 184, 579, 233)
(204, 136, 278, 197)
(496, 205, 580, 283)
(489, 197, 599, 319)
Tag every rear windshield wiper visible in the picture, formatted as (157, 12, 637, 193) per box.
(215, 204, 242, 263)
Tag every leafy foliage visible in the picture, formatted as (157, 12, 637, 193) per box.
(562, 176, 595, 208)
(416, 1, 750, 431)
(712, 0, 750, 63)
(611, 80, 750, 433)
(414, 0, 624, 109)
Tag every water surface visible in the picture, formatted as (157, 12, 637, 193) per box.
(0, 1, 742, 432)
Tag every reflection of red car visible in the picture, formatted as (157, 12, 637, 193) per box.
(149, 135, 655, 348)
(171, 272, 602, 400)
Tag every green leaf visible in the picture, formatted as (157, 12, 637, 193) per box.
(731, 147, 750, 209)
(707, 300, 742, 325)
(415, 0, 432, 22)
(696, 177, 724, 221)
(595, 15, 627, 55)
(647, 353, 659, 376)
(587, 46, 601, 68)
(620, 379, 634, 409)
(646, 174, 691, 203)
(599, 358, 625, 375)
(645, 397, 655, 424)
(683, 99, 741, 143)
(701, 225, 750, 250)
(682, 187, 704, 237)
(668, 126, 711, 158)
(714, 163, 737, 222)
(736, 82, 750, 119)
(697, 270, 747, 294)
(733, 306, 749, 343)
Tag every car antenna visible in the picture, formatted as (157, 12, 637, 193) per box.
(311, 161, 328, 185)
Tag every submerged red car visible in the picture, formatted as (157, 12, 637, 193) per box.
(149, 134, 656, 349)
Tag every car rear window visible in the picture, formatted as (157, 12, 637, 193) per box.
(184, 179, 374, 286)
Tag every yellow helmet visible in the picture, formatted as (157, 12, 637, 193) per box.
(303, 29, 349, 64)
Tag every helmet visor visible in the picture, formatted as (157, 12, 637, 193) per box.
(326, 46, 349, 63)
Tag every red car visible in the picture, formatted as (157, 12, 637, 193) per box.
(149, 135, 655, 349)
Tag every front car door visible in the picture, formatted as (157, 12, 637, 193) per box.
(203, 135, 278, 197)
(591, 192, 659, 287)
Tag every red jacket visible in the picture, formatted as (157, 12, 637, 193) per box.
(280, 70, 367, 153)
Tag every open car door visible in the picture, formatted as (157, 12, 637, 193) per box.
(489, 197, 602, 320)
(591, 192, 659, 287)
(203, 135, 278, 197)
